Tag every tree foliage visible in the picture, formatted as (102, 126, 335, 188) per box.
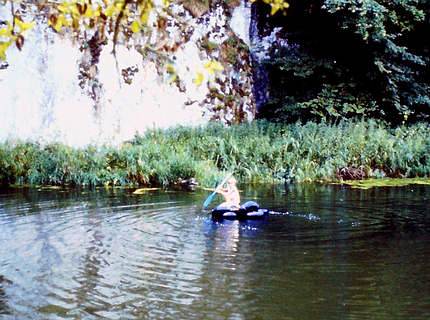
(0, 0, 289, 110)
(260, 0, 430, 123)
(0, 0, 289, 60)
(0, 0, 172, 59)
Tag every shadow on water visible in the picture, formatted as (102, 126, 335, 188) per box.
(0, 184, 429, 319)
(0, 275, 12, 316)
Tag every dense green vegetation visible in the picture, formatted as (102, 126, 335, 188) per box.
(258, 0, 430, 123)
(1, 120, 429, 187)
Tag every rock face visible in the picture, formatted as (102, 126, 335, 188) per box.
(0, 1, 255, 146)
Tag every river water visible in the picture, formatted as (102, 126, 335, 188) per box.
(0, 184, 429, 319)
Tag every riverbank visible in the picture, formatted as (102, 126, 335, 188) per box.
(0, 120, 429, 187)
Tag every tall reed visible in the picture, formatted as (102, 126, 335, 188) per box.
(1, 120, 429, 187)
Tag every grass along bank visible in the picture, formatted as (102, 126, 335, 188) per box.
(0, 120, 429, 188)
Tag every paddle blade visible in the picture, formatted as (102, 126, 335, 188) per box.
(203, 192, 216, 209)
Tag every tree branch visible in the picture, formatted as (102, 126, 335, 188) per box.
(112, 0, 132, 56)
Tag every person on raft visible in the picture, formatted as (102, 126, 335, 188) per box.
(216, 177, 241, 209)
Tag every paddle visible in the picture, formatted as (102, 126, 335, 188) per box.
(203, 173, 232, 209)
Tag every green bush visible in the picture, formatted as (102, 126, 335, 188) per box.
(259, 0, 430, 123)
(0, 120, 429, 187)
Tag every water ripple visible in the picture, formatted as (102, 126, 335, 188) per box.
(0, 186, 429, 319)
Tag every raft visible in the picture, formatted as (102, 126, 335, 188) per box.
(211, 201, 269, 220)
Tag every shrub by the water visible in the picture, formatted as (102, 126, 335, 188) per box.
(0, 120, 429, 187)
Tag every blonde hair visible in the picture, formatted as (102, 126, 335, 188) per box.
(227, 177, 237, 185)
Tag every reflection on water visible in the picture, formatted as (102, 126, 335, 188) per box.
(0, 185, 429, 319)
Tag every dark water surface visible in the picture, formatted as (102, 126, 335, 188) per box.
(0, 184, 429, 319)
